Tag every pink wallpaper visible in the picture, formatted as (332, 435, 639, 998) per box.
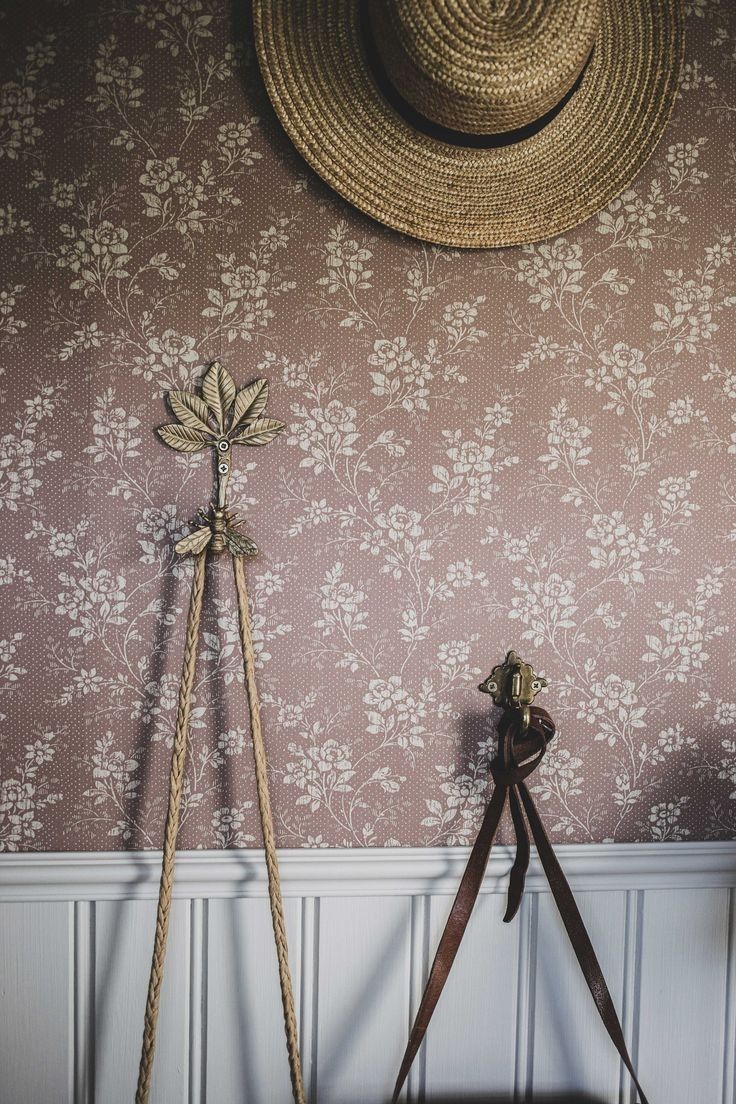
(1, 0, 735, 852)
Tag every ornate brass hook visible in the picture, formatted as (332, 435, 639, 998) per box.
(478, 649, 548, 732)
(157, 361, 285, 556)
(146, 362, 305, 1104)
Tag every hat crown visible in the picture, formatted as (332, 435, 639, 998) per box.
(368, 0, 602, 134)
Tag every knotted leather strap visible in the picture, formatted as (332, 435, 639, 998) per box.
(392, 706, 650, 1104)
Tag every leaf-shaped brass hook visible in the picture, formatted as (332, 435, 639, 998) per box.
(146, 364, 305, 1104)
(157, 361, 285, 555)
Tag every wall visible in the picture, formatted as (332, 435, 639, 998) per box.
(1, 0, 735, 851)
(0, 842, 734, 1103)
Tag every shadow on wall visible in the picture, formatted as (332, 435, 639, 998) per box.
(423, 1096, 605, 1103)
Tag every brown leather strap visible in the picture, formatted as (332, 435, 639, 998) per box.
(517, 781, 649, 1104)
(392, 782, 507, 1097)
(392, 706, 650, 1104)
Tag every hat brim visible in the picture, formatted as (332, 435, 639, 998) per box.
(253, 0, 684, 249)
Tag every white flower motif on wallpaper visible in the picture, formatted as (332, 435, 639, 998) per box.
(0, 724, 60, 852)
(0, 0, 735, 850)
(0, 33, 61, 163)
(1, 384, 64, 515)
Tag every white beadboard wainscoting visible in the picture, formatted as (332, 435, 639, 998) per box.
(0, 842, 734, 1104)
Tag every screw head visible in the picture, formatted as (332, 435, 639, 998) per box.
(217, 439, 230, 453)
(218, 461, 229, 474)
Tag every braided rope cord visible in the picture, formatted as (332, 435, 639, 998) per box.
(135, 547, 306, 1104)
(136, 550, 207, 1104)
(232, 553, 306, 1104)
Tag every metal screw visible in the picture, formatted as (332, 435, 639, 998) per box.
(218, 461, 229, 474)
(218, 439, 230, 452)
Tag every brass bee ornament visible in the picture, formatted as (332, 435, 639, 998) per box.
(174, 506, 259, 557)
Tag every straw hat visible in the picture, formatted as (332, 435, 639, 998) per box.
(252, 0, 684, 249)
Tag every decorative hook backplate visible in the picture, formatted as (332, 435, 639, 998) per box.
(157, 361, 285, 556)
(478, 649, 548, 731)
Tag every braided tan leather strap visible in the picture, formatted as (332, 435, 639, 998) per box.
(232, 553, 306, 1104)
(135, 549, 306, 1104)
(136, 551, 206, 1104)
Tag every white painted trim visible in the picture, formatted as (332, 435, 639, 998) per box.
(1, 841, 734, 901)
(723, 890, 736, 1104)
(71, 899, 93, 1104)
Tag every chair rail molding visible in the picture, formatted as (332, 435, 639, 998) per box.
(0, 840, 735, 901)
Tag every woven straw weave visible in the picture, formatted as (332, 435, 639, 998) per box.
(253, 0, 684, 248)
(368, 0, 602, 133)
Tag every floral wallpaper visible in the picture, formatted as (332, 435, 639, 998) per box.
(1, 0, 735, 853)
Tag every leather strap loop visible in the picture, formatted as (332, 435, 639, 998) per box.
(391, 705, 650, 1104)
